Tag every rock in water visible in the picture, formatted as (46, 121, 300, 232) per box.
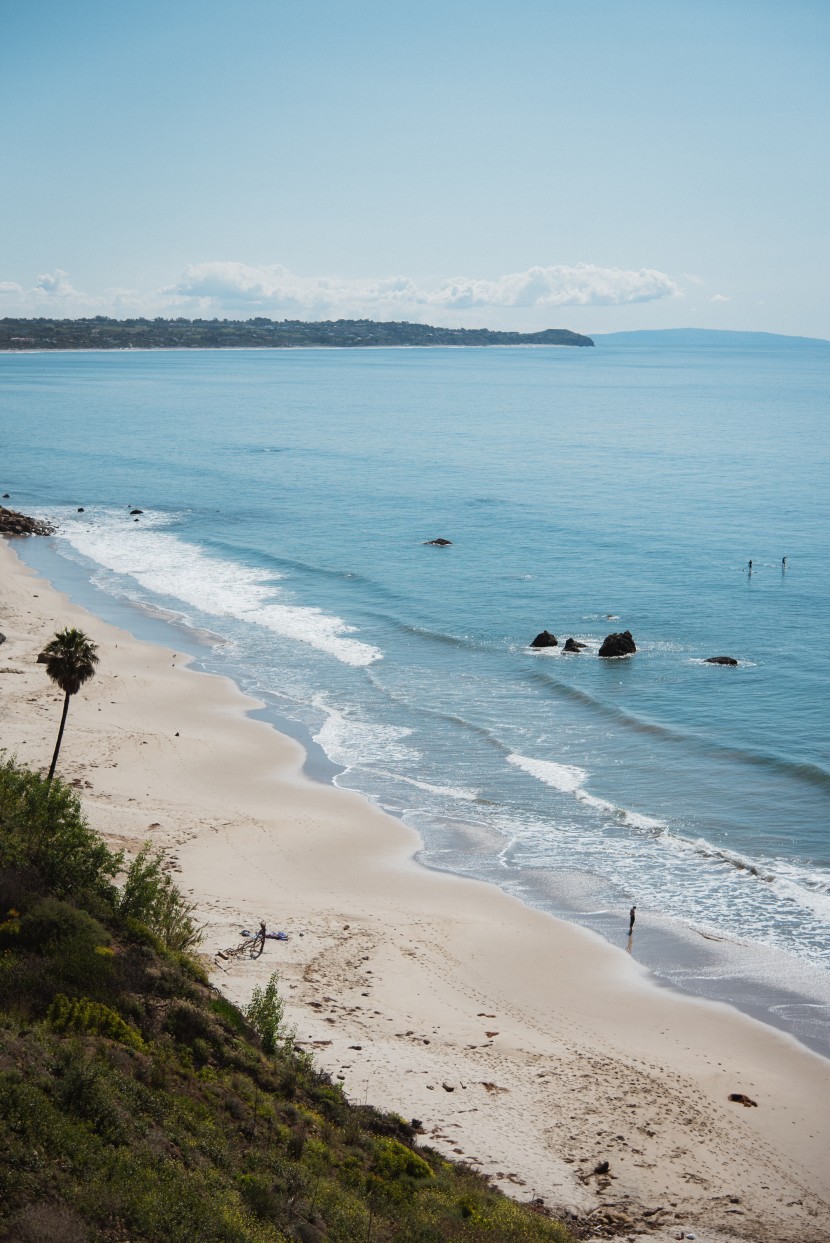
(0, 506, 55, 537)
(563, 637, 587, 652)
(598, 630, 636, 658)
(424, 537, 452, 546)
(530, 630, 558, 648)
(705, 655, 738, 666)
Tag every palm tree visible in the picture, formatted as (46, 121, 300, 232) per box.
(43, 628, 99, 782)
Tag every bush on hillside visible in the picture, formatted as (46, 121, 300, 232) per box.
(244, 972, 286, 1055)
(0, 758, 120, 906)
(48, 993, 146, 1051)
(119, 842, 204, 953)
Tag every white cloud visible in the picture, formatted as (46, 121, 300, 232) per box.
(427, 264, 679, 309)
(164, 260, 679, 316)
(0, 260, 680, 324)
(0, 270, 88, 313)
(34, 269, 80, 298)
(710, 293, 730, 303)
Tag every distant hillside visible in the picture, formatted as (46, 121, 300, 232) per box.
(593, 327, 830, 347)
(0, 317, 594, 351)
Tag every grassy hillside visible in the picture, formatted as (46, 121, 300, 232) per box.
(0, 759, 574, 1243)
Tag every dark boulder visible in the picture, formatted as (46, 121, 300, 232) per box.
(0, 633, 5, 645)
(598, 630, 636, 658)
(77, 507, 85, 513)
(424, 537, 451, 546)
(563, 637, 587, 653)
(0, 506, 55, 537)
(530, 630, 558, 649)
(705, 655, 738, 666)
(130, 508, 143, 515)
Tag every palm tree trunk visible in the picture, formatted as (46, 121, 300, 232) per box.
(47, 691, 72, 782)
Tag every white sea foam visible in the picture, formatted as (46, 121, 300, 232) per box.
(507, 753, 587, 792)
(52, 510, 382, 667)
(312, 697, 413, 769)
(619, 808, 667, 830)
(508, 754, 667, 832)
(576, 789, 666, 829)
(575, 790, 616, 814)
(391, 773, 479, 801)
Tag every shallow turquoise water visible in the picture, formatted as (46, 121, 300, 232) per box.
(3, 341, 829, 1045)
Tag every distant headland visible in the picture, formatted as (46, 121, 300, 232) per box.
(0, 316, 594, 351)
(593, 327, 830, 347)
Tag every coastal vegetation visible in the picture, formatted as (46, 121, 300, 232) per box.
(0, 757, 573, 1242)
(0, 316, 594, 351)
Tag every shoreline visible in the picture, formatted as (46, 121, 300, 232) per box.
(0, 343, 587, 355)
(2, 535, 830, 1241)
(15, 532, 830, 1064)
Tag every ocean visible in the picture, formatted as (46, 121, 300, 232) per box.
(3, 339, 829, 1053)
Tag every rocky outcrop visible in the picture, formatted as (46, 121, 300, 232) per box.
(598, 630, 636, 658)
(0, 506, 55, 537)
(562, 637, 587, 652)
(424, 538, 452, 546)
(130, 508, 143, 515)
(705, 655, 738, 666)
(530, 631, 558, 649)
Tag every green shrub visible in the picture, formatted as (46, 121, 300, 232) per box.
(15, 897, 115, 998)
(164, 999, 223, 1051)
(48, 993, 146, 1051)
(17, 896, 109, 955)
(237, 1172, 277, 1220)
(244, 974, 285, 1056)
(211, 994, 248, 1034)
(373, 1137, 433, 1181)
(0, 759, 121, 906)
(50, 1042, 129, 1144)
(118, 842, 204, 953)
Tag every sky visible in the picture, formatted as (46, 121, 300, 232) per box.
(1, 0, 828, 336)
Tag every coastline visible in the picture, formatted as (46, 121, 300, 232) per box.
(0, 343, 583, 355)
(2, 535, 830, 1242)
(15, 532, 830, 1064)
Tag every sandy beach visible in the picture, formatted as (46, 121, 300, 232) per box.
(2, 534, 829, 1243)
